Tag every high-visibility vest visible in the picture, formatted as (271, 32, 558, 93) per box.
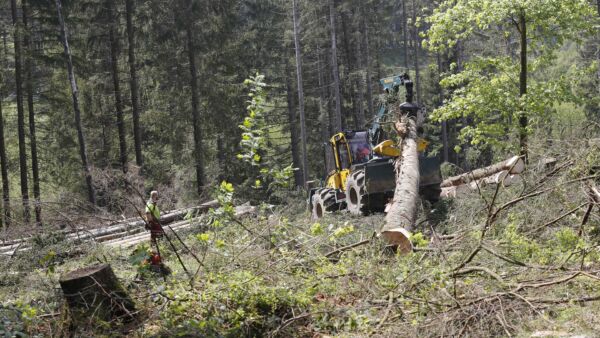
(145, 200, 160, 221)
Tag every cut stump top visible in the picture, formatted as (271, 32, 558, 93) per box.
(59, 264, 108, 282)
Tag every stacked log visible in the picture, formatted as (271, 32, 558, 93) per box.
(440, 156, 525, 198)
(0, 200, 220, 256)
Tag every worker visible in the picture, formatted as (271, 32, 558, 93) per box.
(145, 191, 164, 242)
(354, 143, 371, 163)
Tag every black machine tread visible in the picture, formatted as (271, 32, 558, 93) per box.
(311, 188, 339, 219)
(346, 170, 369, 216)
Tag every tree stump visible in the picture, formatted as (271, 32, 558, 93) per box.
(59, 264, 136, 323)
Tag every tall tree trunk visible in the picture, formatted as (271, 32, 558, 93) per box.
(382, 115, 419, 253)
(436, 52, 449, 163)
(55, 0, 96, 205)
(362, 13, 374, 117)
(285, 53, 303, 187)
(401, 0, 409, 70)
(1, 31, 10, 227)
(108, 0, 128, 173)
(596, 0, 599, 109)
(340, 9, 362, 129)
(0, 86, 9, 227)
(375, 33, 382, 80)
(411, 0, 421, 104)
(216, 137, 226, 182)
(355, 28, 366, 129)
(186, 25, 205, 194)
(10, 0, 30, 223)
(329, 0, 342, 132)
(317, 44, 334, 174)
(96, 95, 111, 168)
(125, 0, 143, 170)
(22, 0, 41, 225)
(292, 0, 308, 186)
(351, 9, 366, 129)
(518, 12, 528, 161)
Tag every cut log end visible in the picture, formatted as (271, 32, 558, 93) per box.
(380, 228, 413, 255)
(506, 156, 526, 174)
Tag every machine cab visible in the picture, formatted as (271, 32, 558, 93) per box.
(326, 131, 372, 191)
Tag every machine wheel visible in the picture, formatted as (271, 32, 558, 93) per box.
(311, 188, 338, 219)
(346, 171, 369, 216)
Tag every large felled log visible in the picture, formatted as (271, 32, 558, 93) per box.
(441, 156, 525, 188)
(0, 201, 220, 256)
(59, 264, 136, 323)
(441, 173, 522, 200)
(106, 204, 257, 248)
(381, 115, 419, 254)
(67, 200, 219, 242)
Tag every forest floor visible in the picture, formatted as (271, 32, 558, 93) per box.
(2, 139, 600, 337)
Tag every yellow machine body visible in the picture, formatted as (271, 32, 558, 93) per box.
(309, 74, 443, 218)
(325, 132, 353, 191)
(373, 140, 400, 157)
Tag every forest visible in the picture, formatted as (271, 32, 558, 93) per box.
(0, 0, 599, 336)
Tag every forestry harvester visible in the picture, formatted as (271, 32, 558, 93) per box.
(308, 74, 442, 219)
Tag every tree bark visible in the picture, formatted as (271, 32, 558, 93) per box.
(382, 115, 419, 253)
(21, 0, 41, 225)
(596, 0, 599, 113)
(441, 156, 525, 188)
(329, 0, 343, 132)
(108, 0, 128, 173)
(0, 32, 10, 226)
(340, 9, 362, 130)
(374, 28, 382, 80)
(441, 121, 449, 162)
(292, 0, 308, 186)
(285, 52, 303, 187)
(401, 0, 409, 69)
(216, 137, 226, 182)
(317, 44, 334, 173)
(59, 264, 135, 323)
(10, 0, 30, 223)
(355, 39, 366, 129)
(55, 0, 96, 205)
(362, 13, 374, 117)
(411, 0, 421, 104)
(186, 25, 205, 195)
(436, 52, 450, 163)
(0, 87, 9, 227)
(353, 7, 366, 129)
(518, 12, 528, 161)
(125, 0, 143, 170)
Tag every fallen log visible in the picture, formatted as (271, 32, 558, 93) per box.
(66, 200, 219, 243)
(441, 156, 525, 188)
(0, 201, 220, 256)
(59, 264, 136, 324)
(381, 114, 418, 254)
(441, 174, 522, 200)
(106, 204, 257, 248)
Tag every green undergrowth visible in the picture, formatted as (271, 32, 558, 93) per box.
(2, 141, 600, 337)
